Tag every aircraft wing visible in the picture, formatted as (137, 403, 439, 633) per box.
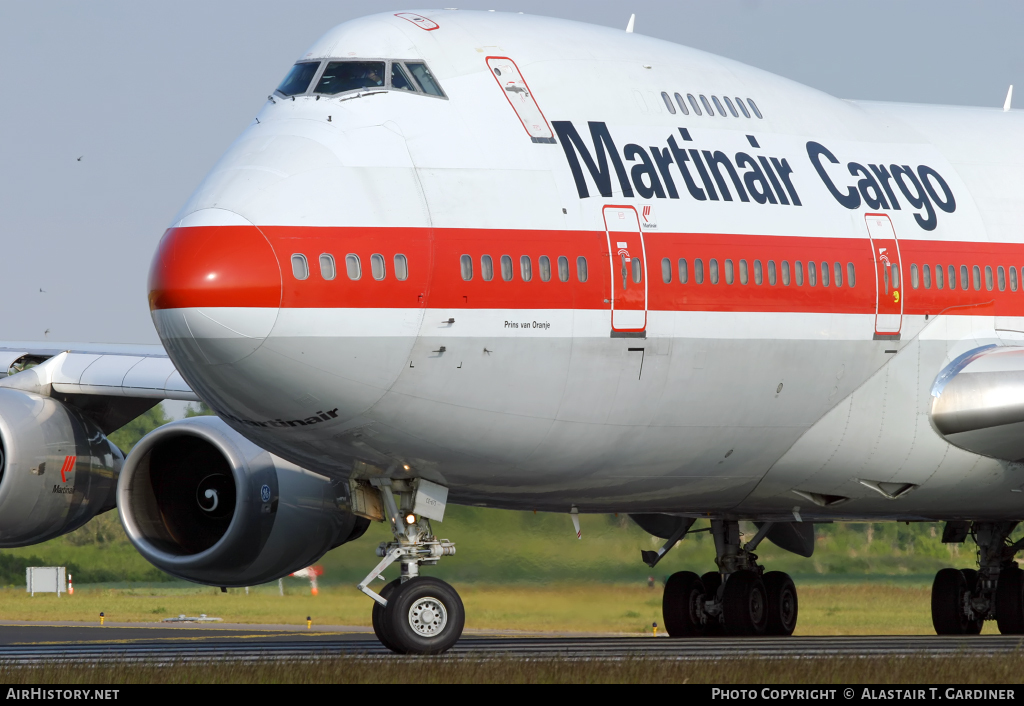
(0, 342, 198, 433)
(930, 345, 1024, 462)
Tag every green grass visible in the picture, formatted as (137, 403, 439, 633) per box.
(0, 581, 998, 635)
(3, 655, 1024, 684)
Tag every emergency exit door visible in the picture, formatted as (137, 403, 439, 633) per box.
(604, 206, 647, 333)
(865, 213, 903, 336)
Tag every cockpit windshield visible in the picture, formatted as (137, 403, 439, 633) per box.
(315, 61, 386, 95)
(272, 59, 446, 100)
(276, 62, 320, 96)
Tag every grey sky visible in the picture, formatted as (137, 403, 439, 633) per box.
(0, 1, 1019, 345)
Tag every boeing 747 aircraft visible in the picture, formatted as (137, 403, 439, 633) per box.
(0, 10, 1021, 653)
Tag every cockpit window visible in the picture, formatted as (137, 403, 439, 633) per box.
(314, 61, 386, 95)
(276, 62, 321, 96)
(391, 63, 416, 92)
(406, 62, 444, 97)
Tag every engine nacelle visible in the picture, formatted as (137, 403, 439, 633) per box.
(118, 416, 368, 585)
(0, 389, 122, 546)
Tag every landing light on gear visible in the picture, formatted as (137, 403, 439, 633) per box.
(355, 478, 462, 654)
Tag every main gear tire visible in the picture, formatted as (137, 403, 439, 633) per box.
(721, 570, 768, 636)
(663, 571, 706, 637)
(996, 567, 1024, 635)
(932, 568, 974, 635)
(763, 571, 798, 636)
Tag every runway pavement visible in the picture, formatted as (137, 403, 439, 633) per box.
(0, 623, 1023, 661)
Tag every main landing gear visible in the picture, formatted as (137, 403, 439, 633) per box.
(660, 520, 798, 637)
(931, 521, 1024, 635)
(356, 479, 463, 654)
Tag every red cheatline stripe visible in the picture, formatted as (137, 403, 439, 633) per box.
(151, 224, 1024, 318)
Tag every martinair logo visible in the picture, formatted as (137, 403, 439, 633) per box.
(552, 121, 957, 232)
(52, 455, 75, 494)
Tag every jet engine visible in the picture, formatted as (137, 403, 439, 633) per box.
(118, 416, 368, 585)
(0, 388, 122, 546)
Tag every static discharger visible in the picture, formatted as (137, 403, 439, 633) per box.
(570, 505, 581, 539)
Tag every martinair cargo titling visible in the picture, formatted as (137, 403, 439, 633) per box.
(553, 121, 957, 231)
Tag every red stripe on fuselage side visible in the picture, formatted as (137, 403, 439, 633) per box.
(156, 225, 1024, 317)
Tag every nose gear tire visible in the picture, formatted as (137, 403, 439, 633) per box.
(662, 571, 706, 637)
(371, 579, 402, 652)
(763, 571, 798, 636)
(722, 570, 767, 636)
(382, 576, 465, 654)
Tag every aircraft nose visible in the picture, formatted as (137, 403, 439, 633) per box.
(148, 209, 282, 366)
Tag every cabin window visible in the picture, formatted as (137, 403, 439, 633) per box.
(501, 255, 514, 281)
(847, 263, 856, 287)
(406, 62, 445, 97)
(712, 96, 727, 117)
(911, 264, 919, 289)
(558, 256, 569, 282)
(767, 260, 776, 286)
(661, 92, 676, 114)
(821, 261, 830, 287)
(520, 255, 533, 282)
(709, 259, 719, 284)
(460, 254, 473, 281)
(315, 61, 386, 95)
(808, 261, 817, 287)
(972, 265, 981, 291)
(674, 93, 689, 115)
(662, 258, 672, 284)
(724, 259, 734, 285)
(576, 256, 588, 282)
(1012, 267, 1019, 292)
(700, 94, 714, 116)
(319, 254, 336, 280)
(481, 255, 494, 281)
(949, 265, 957, 290)
(632, 256, 642, 283)
(371, 254, 386, 280)
(291, 254, 309, 280)
(539, 255, 552, 282)
(833, 262, 842, 287)
(922, 264, 931, 289)
(345, 254, 361, 280)
(736, 97, 751, 118)
(986, 265, 995, 291)
(934, 264, 943, 289)
(782, 260, 791, 286)
(998, 266, 1006, 291)
(678, 258, 689, 284)
(394, 254, 409, 281)
(723, 96, 739, 117)
(687, 94, 702, 116)
(276, 62, 320, 96)
(891, 264, 900, 289)
(747, 98, 763, 118)
(754, 260, 763, 285)
(795, 261, 805, 286)
(738, 259, 748, 285)
(694, 258, 705, 284)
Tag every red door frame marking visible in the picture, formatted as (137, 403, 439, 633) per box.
(603, 205, 648, 332)
(485, 56, 555, 141)
(864, 213, 903, 336)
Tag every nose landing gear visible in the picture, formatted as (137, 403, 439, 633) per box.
(356, 478, 463, 654)
(661, 520, 798, 637)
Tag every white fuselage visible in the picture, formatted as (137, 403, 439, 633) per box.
(147, 10, 1024, 521)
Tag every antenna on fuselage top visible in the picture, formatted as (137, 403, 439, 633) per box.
(625, 13, 635, 33)
(1004, 85, 1013, 112)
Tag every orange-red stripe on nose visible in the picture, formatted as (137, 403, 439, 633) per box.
(148, 225, 282, 310)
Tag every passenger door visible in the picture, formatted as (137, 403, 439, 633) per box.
(865, 213, 903, 337)
(604, 206, 647, 334)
